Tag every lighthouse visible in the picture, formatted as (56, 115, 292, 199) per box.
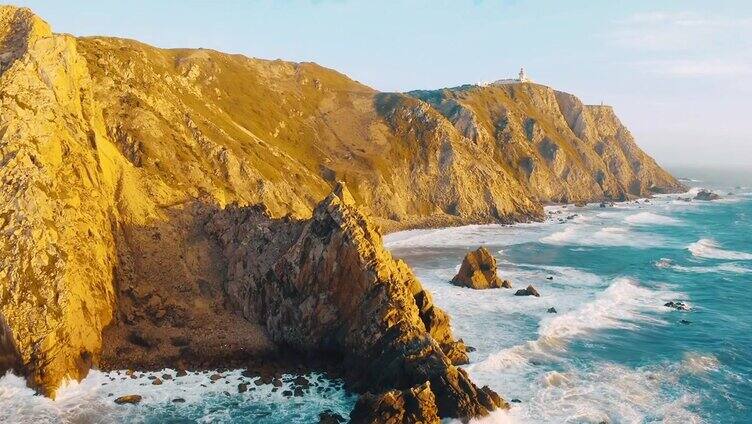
(518, 67, 529, 82)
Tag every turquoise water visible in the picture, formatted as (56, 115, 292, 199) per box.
(1, 167, 750, 423)
(384, 167, 752, 423)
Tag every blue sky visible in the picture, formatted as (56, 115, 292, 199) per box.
(16, 0, 752, 167)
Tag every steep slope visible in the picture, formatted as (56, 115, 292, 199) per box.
(0, 6, 120, 396)
(75, 36, 542, 231)
(409, 83, 683, 203)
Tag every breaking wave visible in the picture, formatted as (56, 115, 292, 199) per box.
(688, 239, 752, 260)
(625, 212, 682, 226)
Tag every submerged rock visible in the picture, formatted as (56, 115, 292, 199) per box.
(114, 395, 142, 405)
(694, 189, 720, 201)
(514, 285, 540, 297)
(450, 247, 511, 289)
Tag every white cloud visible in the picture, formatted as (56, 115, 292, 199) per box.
(611, 11, 752, 78)
(634, 59, 752, 77)
(612, 11, 752, 51)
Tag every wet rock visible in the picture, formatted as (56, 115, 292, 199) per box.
(350, 382, 440, 424)
(546, 276, 553, 280)
(152, 378, 163, 385)
(175, 369, 187, 377)
(294, 387, 305, 397)
(694, 189, 720, 201)
(162, 373, 172, 380)
(282, 390, 293, 397)
(209, 373, 222, 381)
(272, 377, 283, 387)
(172, 398, 185, 403)
(680, 319, 692, 325)
(466, 345, 476, 353)
(293, 375, 310, 389)
(514, 285, 540, 297)
(511, 398, 522, 403)
(319, 409, 346, 424)
(114, 395, 142, 405)
(451, 247, 511, 289)
(238, 383, 248, 393)
(547, 307, 557, 314)
(664, 301, 689, 311)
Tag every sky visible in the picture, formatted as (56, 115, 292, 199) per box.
(15, 0, 752, 167)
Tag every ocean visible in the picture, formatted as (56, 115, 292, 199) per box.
(2, 166, 751, 423)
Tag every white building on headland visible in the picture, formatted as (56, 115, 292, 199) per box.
(478, 67, 533, 86)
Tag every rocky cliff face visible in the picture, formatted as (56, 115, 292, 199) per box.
(0, 5, 681, 415)
(208, 183, 501, 419)
(409, 83, 684, 203)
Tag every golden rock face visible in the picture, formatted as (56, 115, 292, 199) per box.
(0, 5, 682, 401)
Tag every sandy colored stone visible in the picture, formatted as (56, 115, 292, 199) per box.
(451, 247, 511, 289)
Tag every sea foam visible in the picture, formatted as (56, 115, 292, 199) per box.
(688, 238, 752, 260)
(625, 212, 682, 226)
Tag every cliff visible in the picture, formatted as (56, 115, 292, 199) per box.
(409, 83, 683, 203)
(0, 4, 682, 419)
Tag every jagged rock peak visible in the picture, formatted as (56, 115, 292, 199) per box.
(0, 6, 52, 73)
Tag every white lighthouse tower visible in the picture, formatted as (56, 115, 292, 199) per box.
(518, 67, 529, 82)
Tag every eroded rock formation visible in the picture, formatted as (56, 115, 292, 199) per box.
(451, 247, 511, 289)
(208, 183, 499, 419)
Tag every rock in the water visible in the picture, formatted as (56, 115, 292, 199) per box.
(209, 373, 222, 381)
(546, 276, 553, 280)
(547, 307, 557, 314)
(151, 378, 163, 385)
(238, 383, 248, 393)
(664, 301, 689, 311)
(694, 189, 720, 201)
(514, 285, 540, 297)
(680, 319, 692, 325)
(450, 247, 511, 289)
(319, 410, 346, 424)
(350, 382, 440, 424)
(172, 398, 185, 403)
(114, 395, 142, 405)
(175, 369, 188, 377)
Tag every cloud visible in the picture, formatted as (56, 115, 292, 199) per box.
(611, 11, 752, 51)
(611, 11, 752, 78)
(633, 59, 752, 77)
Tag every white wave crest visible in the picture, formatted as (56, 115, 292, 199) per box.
(470, 278, 679, 374)
(687, 239, 752, 260)
(541, 225, 663, 248)
(625, 212, 682, 226)
(539, 278, 673, 339)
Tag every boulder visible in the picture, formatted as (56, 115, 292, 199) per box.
(114, 395, 142, 405)
(350, 382, 440, 424)
(514, 285, 540, 297)
(547, 307, 557, 314)
(319, 410, 346, 424)
(694, 189, 720, 201)
(450, 247, 511, 289)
